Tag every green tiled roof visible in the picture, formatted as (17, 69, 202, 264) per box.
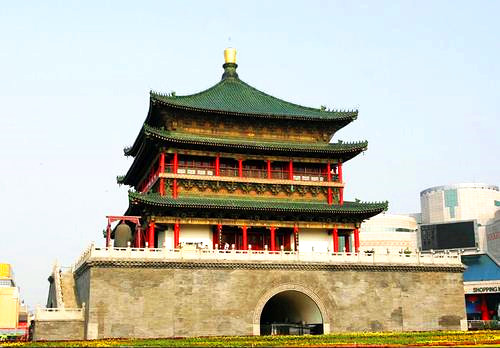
(129, 191, 388, 215)
(127, 124, 367, 157)
(150, 73, 357, 121)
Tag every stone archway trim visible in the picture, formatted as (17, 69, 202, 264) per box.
(252, 283, 330, 335)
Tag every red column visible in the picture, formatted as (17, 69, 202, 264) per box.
(173, 152, 178, 173)
(293, 225, 299, 251)
(135, 226, 142, 248)
(174, 221, 180, 248)
(338, 160, 343, 182)
(242, 225, 248, 250)
(267, 160, 272, 179)
(215, 154, 220, 176)
(354, 228, 360, 253)
(339, 187, 344, 206)
(148, 221, 155, 249)
(238, 159, 243, 178)
(270, 226, 276, 251)
(333, 227, 338, 252)
(217, 223, 222, 248)
(288, 160, 294, 180)
(106, 223, 111, 248)
(173, 152, 178, 199)
(344, 234, 350, 252)
(327, 162, 333, 205)
(159, 152, 165, 196)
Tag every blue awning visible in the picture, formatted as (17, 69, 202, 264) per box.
(462, 254, 500, 282)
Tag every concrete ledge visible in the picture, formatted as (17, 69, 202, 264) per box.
(80, 259, 465, 274)
(34, 306, 84, 321)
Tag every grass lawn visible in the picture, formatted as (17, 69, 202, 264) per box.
(4, 330, 500, 347)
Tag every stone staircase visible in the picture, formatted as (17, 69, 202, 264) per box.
(60, 271, 78, 308)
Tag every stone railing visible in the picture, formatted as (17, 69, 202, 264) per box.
(34, 304, 85, 321)
(51, 261, 64, 308)
(73, 244, 463, 270)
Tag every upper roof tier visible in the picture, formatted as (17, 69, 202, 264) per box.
(124, 124, 367, 158)
(150, 54, 357, 121)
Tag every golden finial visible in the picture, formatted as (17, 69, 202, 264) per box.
(224, 47, 237, 64)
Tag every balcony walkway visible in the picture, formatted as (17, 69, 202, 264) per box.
(73, 244, 463, 272)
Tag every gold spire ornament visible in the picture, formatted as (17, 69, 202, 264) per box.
(224, 48, 237, 64)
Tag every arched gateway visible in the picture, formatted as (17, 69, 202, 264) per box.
(253, 285, 330, 336)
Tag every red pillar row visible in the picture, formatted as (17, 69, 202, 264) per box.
(267, 160, 272, 179)
(288, 160, 294, 180)
(354, 228, 360, 253)
(332, 227, 338, 252)
(242, 225, 248, 250)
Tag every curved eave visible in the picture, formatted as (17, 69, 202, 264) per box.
(143, 125, 367, 159)
(128, 192, 388, 216)
(120, 140, 154, 186)
(150, 94, 358, 123)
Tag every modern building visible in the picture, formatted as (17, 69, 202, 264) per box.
(420, 183, 500, 252)
(419, 183, 500, 328)
(35, 49, 466, 341)
(359, 213, 418, 254)
(486, 209, 500, 263)
(0, 263, 28, 340)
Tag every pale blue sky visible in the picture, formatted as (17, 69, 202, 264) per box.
(0, 1, 498, 306)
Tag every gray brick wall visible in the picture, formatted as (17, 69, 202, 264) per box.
(76, 261, 465, 339)
(32, 320, 84, 341)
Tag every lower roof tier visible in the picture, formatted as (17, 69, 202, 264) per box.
(128, 192, 387, 222)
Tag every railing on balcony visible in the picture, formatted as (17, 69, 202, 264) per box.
(34, 304, 85, 321)
(73, 244, 463, 271)
(164, 164, 338, 182)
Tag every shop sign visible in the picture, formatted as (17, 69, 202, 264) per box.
(471, 286, 498, 293)
(464, 282, 500, 294)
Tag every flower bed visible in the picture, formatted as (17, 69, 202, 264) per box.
(4, 330, 500, 347)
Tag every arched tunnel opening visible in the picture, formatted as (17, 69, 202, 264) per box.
(260, 290, 323, 335)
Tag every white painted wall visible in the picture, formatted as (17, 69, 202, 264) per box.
(157, 227, 173, 249)
(299, 228, 329, 252)
(178, 224, 212, 248)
